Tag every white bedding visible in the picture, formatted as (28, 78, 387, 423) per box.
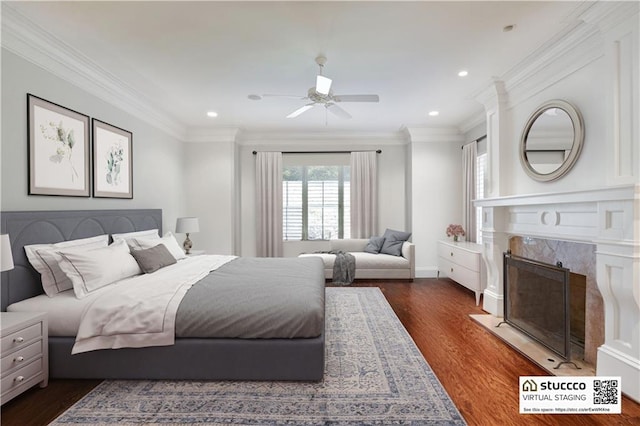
(8, 255, 236, 353)
(7, 287, 108, 336)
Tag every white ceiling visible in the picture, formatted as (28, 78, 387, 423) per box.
(4, 1, 588, 134)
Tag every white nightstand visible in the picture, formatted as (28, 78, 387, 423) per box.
(1, 312, 48, 405)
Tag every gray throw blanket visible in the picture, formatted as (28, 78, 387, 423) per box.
(329, 250, 356, 286)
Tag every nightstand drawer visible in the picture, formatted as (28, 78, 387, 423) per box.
(1, 341, 42, 376)
(1, 358, 43, 395)
(1, 323, 42, 355)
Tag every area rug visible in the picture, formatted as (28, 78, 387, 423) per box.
(51, 287, 466, 425)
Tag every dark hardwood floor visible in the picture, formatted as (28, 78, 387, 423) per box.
(2, 278, 639, 425)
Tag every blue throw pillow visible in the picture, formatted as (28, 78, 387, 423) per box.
(380, 229, 412, 256)
(364, 236, 386, 254)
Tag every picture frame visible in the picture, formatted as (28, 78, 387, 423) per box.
(92, 119, 133, 199)
(27, 94, 91, 197)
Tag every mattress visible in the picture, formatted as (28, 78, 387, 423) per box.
(8, 256, 326, 339)
(7, 288, 101, 336)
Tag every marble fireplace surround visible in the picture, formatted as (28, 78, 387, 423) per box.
(508, 236, 599, 366)
(475, 185, 639, 402)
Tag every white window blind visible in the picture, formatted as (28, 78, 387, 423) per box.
(283, 158, 350, 241)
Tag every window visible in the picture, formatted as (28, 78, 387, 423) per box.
(475, 145, 487, 244)
(283, 164, 350, 240)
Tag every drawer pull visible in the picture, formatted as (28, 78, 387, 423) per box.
(14, 356, 24, 363)
(13, 337, 24, 343)
(14, 376, 25, 383)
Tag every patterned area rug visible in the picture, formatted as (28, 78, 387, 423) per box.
(52, 288, 466, 425)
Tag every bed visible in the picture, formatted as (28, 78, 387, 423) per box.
(1, 209, 325, 381)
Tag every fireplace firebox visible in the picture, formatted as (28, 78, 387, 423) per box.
(502, 251, 580, 367)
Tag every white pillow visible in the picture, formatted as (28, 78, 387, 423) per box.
(111, 229, 159, 243)
(130, 232, 186, 260)
(24, 235, 109, 297)
(58, 240, 142, 299)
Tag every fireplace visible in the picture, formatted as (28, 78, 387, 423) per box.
(503, 251, 586, 364)
(475, 185, 640, 402)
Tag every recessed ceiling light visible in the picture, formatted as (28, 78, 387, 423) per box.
(428, 111, 439, 117)
(458, 70, 469, 77)
(248, 94, 262, 101)
(207, 111, 218, 118)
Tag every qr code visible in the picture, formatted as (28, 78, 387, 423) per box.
(594, 379, 619, 405)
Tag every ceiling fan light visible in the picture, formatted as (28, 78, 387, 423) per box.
(316, 75, 332, 95)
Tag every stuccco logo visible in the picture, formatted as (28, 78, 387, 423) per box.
(522, 379, 538, 392)
(522, 378, 587, 392)
(540, 381, 587, 391)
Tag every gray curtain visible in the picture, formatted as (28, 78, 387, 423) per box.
(256, 152, 283, 257)
(350, 151, 378, 238)
(462, 142, 477, 243)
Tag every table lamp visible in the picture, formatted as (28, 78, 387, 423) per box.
(1, 234, 14, 272)
(175, 217, 199, 254)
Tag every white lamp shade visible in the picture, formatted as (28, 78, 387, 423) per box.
(176, 217, 199, 234)
(1, 234, 14, 272)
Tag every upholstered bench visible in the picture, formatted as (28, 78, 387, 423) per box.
(299, 238, 415, 280)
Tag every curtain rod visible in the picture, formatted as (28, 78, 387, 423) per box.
(253, 149, 382, 155)
(461, 135, 487, 149)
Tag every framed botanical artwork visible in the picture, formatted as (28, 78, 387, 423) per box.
(92, 119, 133, 199)
(28, 94, 90, 196)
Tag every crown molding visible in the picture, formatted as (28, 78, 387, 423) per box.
(406, 127, 464, 144)
(580, 1, 639, 33)
(1, 3, 186, 140)
(473, 78, 508, 111)
(468, 2, 631, 111)
(500, 17, 603, 109)
(185, 127, 240, 143)
(235, 128, 408, 145)
(457, 111, 486, 135)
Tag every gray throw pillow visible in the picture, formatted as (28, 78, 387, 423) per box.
(364, 236, 386, 254)
(380, 228, 412, 256)
(131, 244, 177, 274)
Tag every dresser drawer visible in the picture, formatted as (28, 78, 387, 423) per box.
(1, 341, 42, 376)
(450, 263, 481, 291)
(438, 243, 480, 272)
(1, 358, 43, 396)
(1, 323, 42, 356)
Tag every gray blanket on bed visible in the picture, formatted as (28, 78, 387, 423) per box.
(175, 256, 325, 339)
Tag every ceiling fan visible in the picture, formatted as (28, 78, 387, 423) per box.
(253, 56, 379, 120)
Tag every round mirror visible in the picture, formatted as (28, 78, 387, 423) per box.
(519, 100, 584, 182)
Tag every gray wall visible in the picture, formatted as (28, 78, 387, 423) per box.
(1, 49, 186, 231)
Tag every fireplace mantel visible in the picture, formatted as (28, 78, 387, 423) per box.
(475, 184, 639, 402)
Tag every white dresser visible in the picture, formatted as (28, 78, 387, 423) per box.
(1, 312, 48, 405)
(437, 240, 486, 305)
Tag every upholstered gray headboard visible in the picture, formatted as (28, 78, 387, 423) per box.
(0, 209, 162, 310)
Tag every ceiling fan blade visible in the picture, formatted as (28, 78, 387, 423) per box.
(262, 94, 307, 99)
(316, 75, 332, 95)
(332, 94, 379, 103)
(286, 103, 315, 118)
(326, 103, 352, 119)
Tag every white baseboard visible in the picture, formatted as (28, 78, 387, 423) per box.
(597, 345, 640, 403)
(415, 267, 438, 278)
(482, 289, 503, 317)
